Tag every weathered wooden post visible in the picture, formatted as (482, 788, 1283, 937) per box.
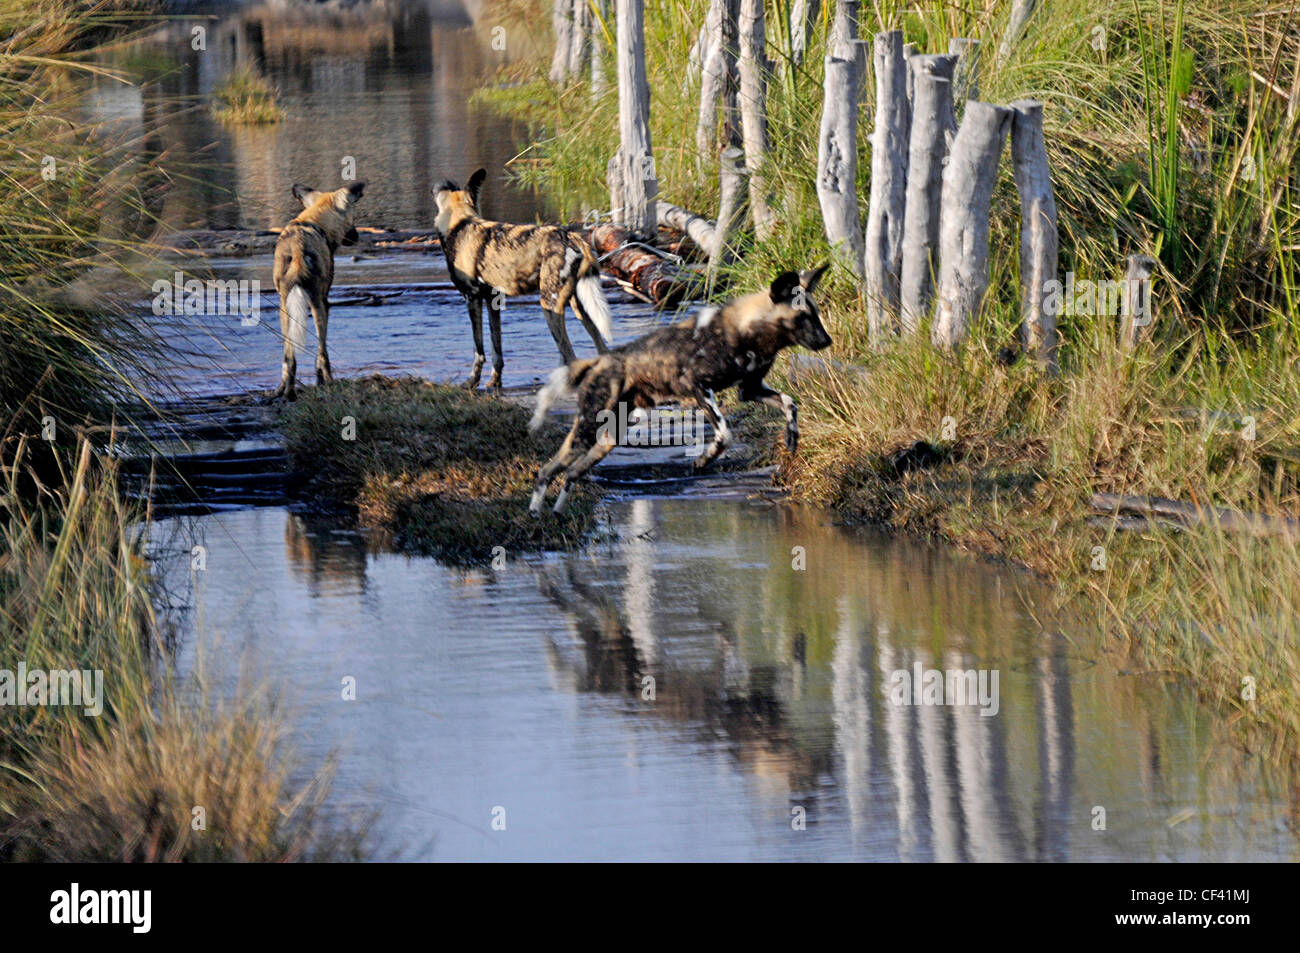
(789, 0, 821, 67)
(997, 0, 1038, 66)
(738, 0, 774, 239)
(1119, 254, 1157, 348)
(708, 145, 748, 284)
(695, 0, 741, 162)
(591, 0, 610, 95)
(904, 41, 918, 103)
(817, 52, 863, 277)
(932, 101, 1013, 350)
(949, 37, 980, 106)
(550, 0, 574, 83)
(830, 0, 864, 83)
(609, 0, 658, 235)
(864, 30, 910, 343)
(568, 0, 590, 78)
(1009, 100, 1059, 371)
(899, 54, 957, 334)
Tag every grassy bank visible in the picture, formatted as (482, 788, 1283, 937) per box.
(478, 0, 1300, 769)
(1, 1, 366, 860)
(277, 377, 600, 566)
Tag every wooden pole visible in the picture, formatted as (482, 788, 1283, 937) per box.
(932, 101, 1012, 350)
(899, 54, 957, 334)
(829, 0, 863, 86)
(738, 0, 774, 239)
(948, 37, 980, 106)
(1118, 254, 1157, 348)
(1009, 99, 1059, 371)
(568, 0, 590, 79)
(611, 0, 658, 236)
(591, 0, 610, 96)
(864, 30, 910, 344)
(997, 0, 1038, 67)
(789, 0, 821, 67)
(709, 145, 748, 284)
(817, 53, 863, 278)
(695, 0, 741, 162)
(550, 0, 574, 83)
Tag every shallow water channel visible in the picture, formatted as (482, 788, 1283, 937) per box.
(147, 498, 1298, 861)
(110, 1, 1298, 861)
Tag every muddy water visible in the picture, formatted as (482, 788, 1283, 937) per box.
(149, 500, 1298, 861)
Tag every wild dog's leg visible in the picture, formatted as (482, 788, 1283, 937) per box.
(691, 388, 731, 469)
(554, 435, 616, 513)
(530, 419, 583, 515)
(553, 383, 621, 512)
(310, 293, 332, 385)
(544, 307, 578, 365)
(274, 296, 296, 399)
(740, 378, 799, 452)
(465, 295, 486, 390)
(487, 298, 504, 390)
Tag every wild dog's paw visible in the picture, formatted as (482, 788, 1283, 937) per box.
(784, 425, 799, 454)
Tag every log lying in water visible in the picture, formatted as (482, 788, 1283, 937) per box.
(587, 223, 702, 306)
(1090, 492, 1300, 537)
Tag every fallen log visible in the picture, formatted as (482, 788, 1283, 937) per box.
(1089, 492, 1300, 537)
(656, 201, 719, 254)
(588, 223, 702, 306)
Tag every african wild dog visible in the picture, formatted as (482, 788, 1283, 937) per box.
(433, 169, 613, 389)
(272, 180, 366, 399)
(528, 265, 832, 514)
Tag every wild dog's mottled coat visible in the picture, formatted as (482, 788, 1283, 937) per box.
(528, 265, 833, 513)
(434, 168, 612, 389)
(272, 180, 365, 399)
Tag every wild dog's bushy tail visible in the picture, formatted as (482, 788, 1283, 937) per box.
(529, 357, 600, 433)
(284, 286, 310, 354)
(575, 272, 613, 344)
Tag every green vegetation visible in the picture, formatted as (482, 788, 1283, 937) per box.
(277, 376, 600, 566)
(1, 1, 362, 861)
(479, 0, 1300, 769)
(212, 67, 284, 125)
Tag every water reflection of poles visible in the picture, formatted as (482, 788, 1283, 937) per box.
(879, 640, 925, 860)
(947, 648, 1025, 861)
(622, 498, 659, 668)
(1034, 643, 1075, 861)
(831, 595, 869, 844)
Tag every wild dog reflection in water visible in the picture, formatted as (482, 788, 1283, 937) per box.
(533, 562, 828, 792)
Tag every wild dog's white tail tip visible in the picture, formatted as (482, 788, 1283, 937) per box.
(575, 273, 614, 345)
(284, 286, 310, 354)
(530, 365, 574, 433)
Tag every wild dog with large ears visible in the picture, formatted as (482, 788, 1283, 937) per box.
(433, 168, 613, 389)
(528, 265, 833, 514)
(272, 180, 366, 399)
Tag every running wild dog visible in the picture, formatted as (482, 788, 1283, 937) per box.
(433, 169, 613, 389)
(529, 265, 832, 514)
(273, 180, 366, 399)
